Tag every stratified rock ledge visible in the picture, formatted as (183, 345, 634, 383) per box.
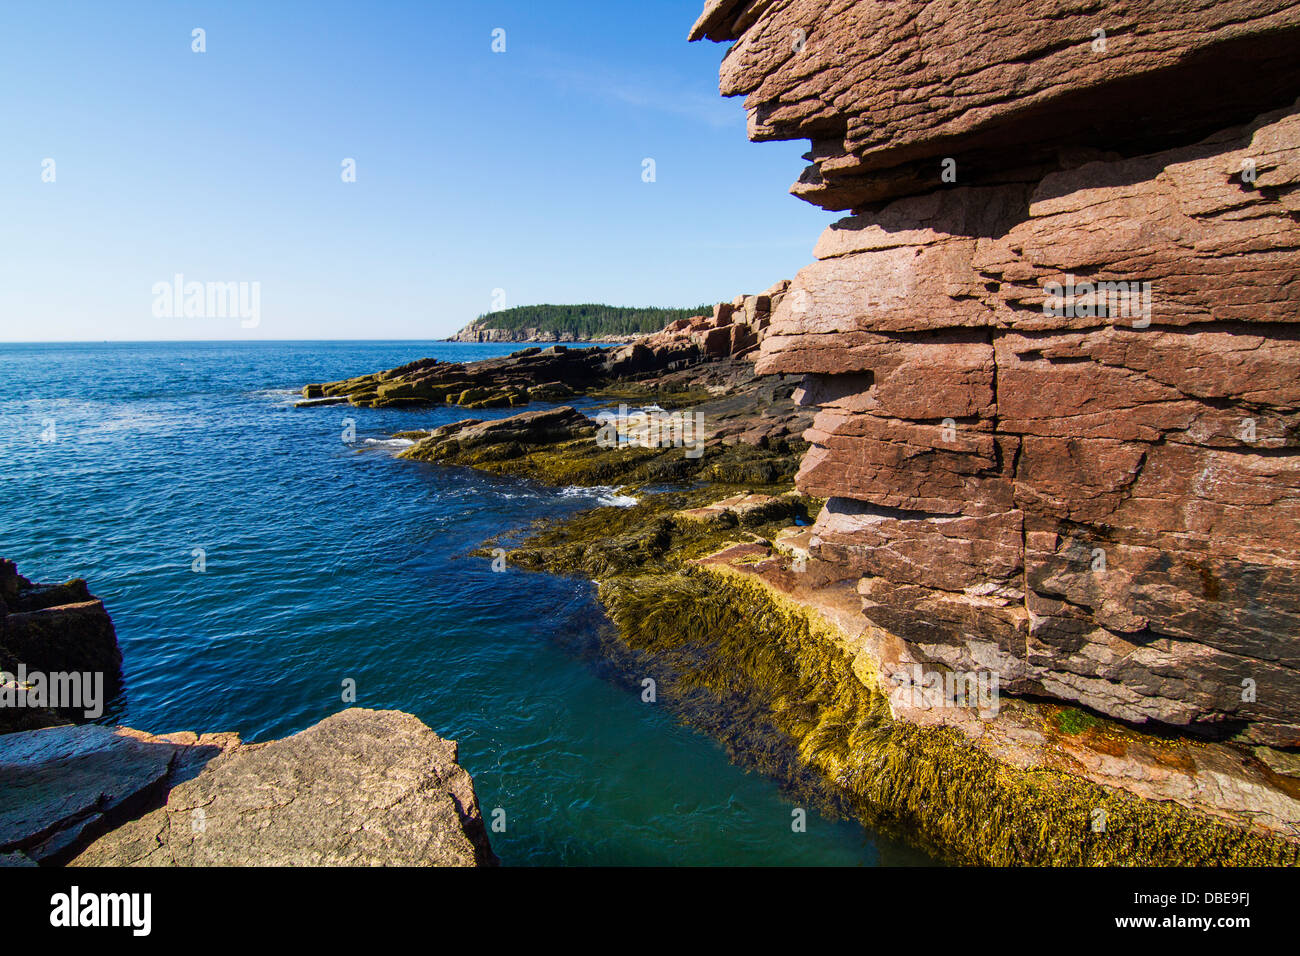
(0, 559, 121, 733)
(693, 0, 1300, 752)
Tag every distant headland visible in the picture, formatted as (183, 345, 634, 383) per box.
(448, 303, 711, 343)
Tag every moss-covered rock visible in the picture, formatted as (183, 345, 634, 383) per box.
(406, 419, 806, 493)
(502, 487, 815, 578)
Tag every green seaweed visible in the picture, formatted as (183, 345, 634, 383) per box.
(1056, 707, 1102, 736)
(393, 387, 1299, 866)
(595, 568, 1300, 866)
(405, 431, 806, 493)
(584, 384, 713, 409)
(501, 487, 813, 578)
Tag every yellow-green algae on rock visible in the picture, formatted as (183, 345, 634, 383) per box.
(471, 438, 1300, 865)
(380, 400, 1299, 865)
(596, 563, 1300, 866)
(402, 428, 804, 491)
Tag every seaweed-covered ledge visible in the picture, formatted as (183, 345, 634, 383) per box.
(365, 390, 1300, 864)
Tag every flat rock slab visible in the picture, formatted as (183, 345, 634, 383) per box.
(71, 709, 496, 867)
(677, 492, 796, 525)
(0, 724, 206, 865)
(401, 405, 597, 461)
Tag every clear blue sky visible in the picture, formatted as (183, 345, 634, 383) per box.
(0, 0, 829, 342)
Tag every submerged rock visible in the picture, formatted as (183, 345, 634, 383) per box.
(293, 395, 349, 408)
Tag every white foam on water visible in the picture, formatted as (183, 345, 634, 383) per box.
(363, 437, 416, 449)
(597, 492, 639, 508)
(559, 485, 638, 508)
(250, 388, 301, 407)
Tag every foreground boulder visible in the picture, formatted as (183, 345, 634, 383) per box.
(0, 710, 494, 867)
(70, 709, 496, 867)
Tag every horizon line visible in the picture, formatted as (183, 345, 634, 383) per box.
(0, 337, 616, 346)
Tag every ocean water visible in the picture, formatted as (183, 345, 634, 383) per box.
(0, 341, 933, 866)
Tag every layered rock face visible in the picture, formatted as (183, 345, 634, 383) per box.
(695, 2, 1300, 747)
(692, 0, 1300, 209)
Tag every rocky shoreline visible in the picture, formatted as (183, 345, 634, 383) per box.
(0, 561, 496, 867)
(426, 0, 1300, 863)
(9, 0, 1298, 870)
(301, 283, 788, 412)
(289, 0, 1300, 855)
(689, 0, 1300, 754)
(325, 378, 1300, 864)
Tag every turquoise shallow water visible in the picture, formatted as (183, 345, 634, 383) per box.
(0, 341, 934, 865)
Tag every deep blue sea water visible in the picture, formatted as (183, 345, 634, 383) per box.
(0, 341, 933, 865)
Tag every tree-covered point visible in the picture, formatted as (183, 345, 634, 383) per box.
(463, 303, 712, 339)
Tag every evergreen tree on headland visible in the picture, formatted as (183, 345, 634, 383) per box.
(463, 303, 710, 339)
